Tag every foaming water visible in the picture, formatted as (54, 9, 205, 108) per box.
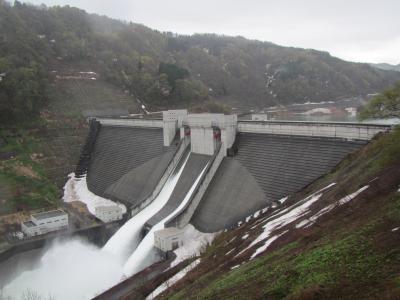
(123, 164, 208, 277)
(2, 153, 190, 300)
(3, 238, 124, 300)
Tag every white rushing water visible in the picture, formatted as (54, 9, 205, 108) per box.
(123, 163, 208, 277)
(102, 154, 189, 260)
(2, 154, 192, 300)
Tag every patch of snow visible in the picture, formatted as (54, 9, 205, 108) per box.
(245, 216, 252, 222)
(392, 227, 400, 232)
(302, 108, 332, 115)
(292, 101, 335, 106)
(242, 233, 249, 240)
(235, 183, 336, 258)
(225, 248, 235, 256)
(278, 196, 288, 204)
(295, 219, 312, 229)
(147, 259, 201, 300)
(253, 210, 261, 219)
(237, 221, 243, 226)
(235, 193, 324, 258)
(261, 207, 270, 214)
(170, 224, 216, 268)
(63, 173, 126, 216)
(338, 185, 369, 205)
(230, 264, 240, 270)
(250, 230, 288, 260)
(296, 185, 369, 229)
(228, 236, 237, 244)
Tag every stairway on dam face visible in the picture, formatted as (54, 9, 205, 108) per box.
(86, 126, 176, 203)
(190, 133, 366, 232)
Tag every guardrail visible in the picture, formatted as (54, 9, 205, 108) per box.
(96, 118, 163, 128)
(237, 120, 392, 140)
(165, 142, 225, 228)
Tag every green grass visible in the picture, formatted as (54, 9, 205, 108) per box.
(0, 128, 62, 210)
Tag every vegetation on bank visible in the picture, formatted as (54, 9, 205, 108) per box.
(359, 82, 400, 120)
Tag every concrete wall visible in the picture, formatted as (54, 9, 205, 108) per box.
(96, 118, 163, 128)
(162, 110, 188, 146)
(167, 143, 225, 229)
(190, 127, 215, 155)
(238, 121, 391, 140)
(186, 114, 237, 156)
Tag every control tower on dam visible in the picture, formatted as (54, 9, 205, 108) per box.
(76, 110, 391, 234)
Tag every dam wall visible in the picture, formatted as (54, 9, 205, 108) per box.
(80, 112, 391, 233)
(237, 120, 391, 140)
(86, 125, 177, 208)
(190, 133, 367, 232)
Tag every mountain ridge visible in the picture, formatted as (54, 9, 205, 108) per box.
(1, 1, 400, 124)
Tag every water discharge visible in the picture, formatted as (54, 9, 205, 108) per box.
(2, 152, 192, 300)
(103, 154, 189, 260)
(123, 164, 208, 276)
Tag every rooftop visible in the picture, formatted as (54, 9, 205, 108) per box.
(32, 210, 67, 220)
(154, 227, 183, 238)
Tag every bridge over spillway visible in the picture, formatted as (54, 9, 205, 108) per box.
(76, 112, 391, 236)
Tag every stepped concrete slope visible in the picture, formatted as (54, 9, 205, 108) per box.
(145, 153, 211, 229)
(191, 133, 366, 232)
(235, 133, 365, 201)
(87, 126, 176, 200)
(191, 158, 267, 232)
(104, 151, 176, 206)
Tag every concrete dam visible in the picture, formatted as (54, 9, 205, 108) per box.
(77, 111, 389, 237)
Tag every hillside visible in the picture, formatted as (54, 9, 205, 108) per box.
(1, 1, 400, 126)
(371, 63, 400, 73)
(116, 126, 400, 299)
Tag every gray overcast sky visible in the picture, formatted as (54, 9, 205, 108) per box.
(23, 0, 400, 64)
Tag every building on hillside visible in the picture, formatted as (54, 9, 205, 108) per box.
(95, 205, 123, 223)
(21, 210, 69, 237)
(154, 227, 184, 252)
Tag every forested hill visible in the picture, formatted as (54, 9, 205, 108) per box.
(1, 1, 400, 125)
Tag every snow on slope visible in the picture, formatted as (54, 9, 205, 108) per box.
(63, 173, 126, 215)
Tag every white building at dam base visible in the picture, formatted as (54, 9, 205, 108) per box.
(21, 210, 69, 237)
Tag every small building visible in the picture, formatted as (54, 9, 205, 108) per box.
(154, 227, 184, 252)
(21, 210, 69, 237)
(95, 205, 123, 223)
